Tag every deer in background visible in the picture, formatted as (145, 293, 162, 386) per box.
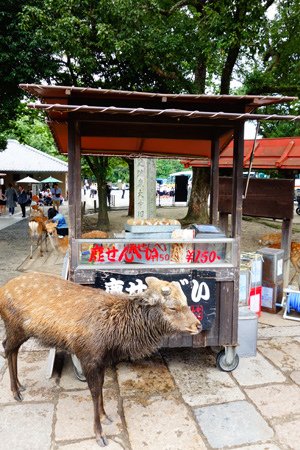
(28, 215, 49, 258)
(28, 206, 59, 258)
(259, 232, 300, 285)
(45, 223, 109, 254)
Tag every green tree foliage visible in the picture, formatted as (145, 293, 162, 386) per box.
(4, 106, 64, 158)
(1, 0, 299, 226)
(244, 0, 300, 97)
(259, 102, 300, 138)
(0, 0, 58, 149)
(156, 160, 184, 179)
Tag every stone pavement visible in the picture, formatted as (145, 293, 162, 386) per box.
(0, 212, 300, 450)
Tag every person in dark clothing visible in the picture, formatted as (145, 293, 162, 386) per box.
(47, 207, 58, 220)
(48, 208, 69, 236)
(6, 183, 18, 216)
(17, 186, 28, 218)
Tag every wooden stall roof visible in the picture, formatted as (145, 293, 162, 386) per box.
(182, 137, 300, 170)
(20, 84, 298, 159)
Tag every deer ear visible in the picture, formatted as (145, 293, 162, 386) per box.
(170, 281, 188, 306)
(145, 276, 160, 291)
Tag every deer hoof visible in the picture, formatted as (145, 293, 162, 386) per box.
(13, 391, 23, 402)
(96, 434, 108, 447)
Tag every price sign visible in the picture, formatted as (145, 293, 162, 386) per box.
(94, 271, 216, 330)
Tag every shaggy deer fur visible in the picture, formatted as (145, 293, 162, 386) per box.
(0, 272, 201, 447)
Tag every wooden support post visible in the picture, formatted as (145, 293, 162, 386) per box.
(231, 123, 244, 344)
(232, 124, 244, 241)
(68, 120, 81, 279)
(219, 212, 229, 235)
(282, 218, 292, 287)
(210, 136, 220, 225)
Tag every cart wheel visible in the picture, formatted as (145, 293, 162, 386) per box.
(216, 349, 239, 372)
(296, 207, 300, 216)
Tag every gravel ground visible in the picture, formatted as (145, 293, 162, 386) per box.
(0, 218, 31, 286)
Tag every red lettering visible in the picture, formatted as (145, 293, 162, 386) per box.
(88, 244, 105, 263)
(186, 249, 195, 263)
(209, 251, 217, 263)
(105, 245, 119, 262)
(190, 305, 203, 320)
(118, 244, 144, 263)
(200, 250, 209, 263)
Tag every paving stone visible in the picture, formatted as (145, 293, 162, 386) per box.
(258, 337, 300, 371)
(258, 326, 300, 339)
(290, 370, 300, 385)
(258, 311, 295, 327)
(195, 400, 273, 448)
(0, 403, 54, 450)
(0, 354, 5, 371)
(231, 353, 285, 386)
(55, 388, 122, 441)
(59, 354, 115, 391)
(117, 358, 176, 399)
(234, 445, 281, 450)
(56, 438, 125, 449)
(274, 418, 300, 449)
(0, 351, 57, 403)
(0, 320, 5, 341)
(245, 384, 300, 419)
(20, 338, 48, 352)
(163, 347, 244, 406)
(123, 395, 206, 450)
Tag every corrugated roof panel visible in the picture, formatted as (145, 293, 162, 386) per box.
(182, 137, 300, 170)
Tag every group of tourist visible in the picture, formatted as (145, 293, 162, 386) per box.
(39, 183, 63, 208)
(0, 184, 31, 217)
(0, 182, 63, 218)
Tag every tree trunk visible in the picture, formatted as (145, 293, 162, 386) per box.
(181, 167, 210, 225)
(194, 60, 206, 94)
(220, 45, 240, 94)
(84, 155, 110, 231)
(95, 173, 110, 230)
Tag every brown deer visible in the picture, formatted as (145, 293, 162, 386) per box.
(0, 272, 201, 447)
(45, 224, 109, 254)
(28, 215, 49, 258)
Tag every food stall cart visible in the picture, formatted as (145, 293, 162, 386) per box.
(20, 84, 298, 370)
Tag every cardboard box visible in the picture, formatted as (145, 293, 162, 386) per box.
(257, 248, 284, 283)
(261, 280, 284, 313)
(241, 253, 263, 287)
